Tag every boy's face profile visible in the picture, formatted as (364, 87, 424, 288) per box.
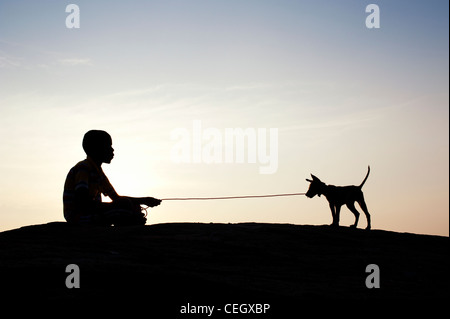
(83, 130, 115, 165)
(98, 138, 114, 164)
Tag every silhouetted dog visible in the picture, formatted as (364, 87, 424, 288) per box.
(306, 166, 371, 230)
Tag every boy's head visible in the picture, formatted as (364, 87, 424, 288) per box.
(82, 130, 114, 164)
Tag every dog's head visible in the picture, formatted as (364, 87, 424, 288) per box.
(305, 174, 326, 198)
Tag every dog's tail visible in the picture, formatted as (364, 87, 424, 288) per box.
(359, 166, 371, 188)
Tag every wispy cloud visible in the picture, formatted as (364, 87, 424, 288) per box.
(0, 51, 22, 68)
(0, 40, 93, 69)
(57, 58, 93, 66)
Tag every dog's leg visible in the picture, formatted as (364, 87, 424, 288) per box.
(335, 205, 341, 227)
(357, 196, 371, 230)
(328, 202, 338, 227)
(346, 202, 360, 228)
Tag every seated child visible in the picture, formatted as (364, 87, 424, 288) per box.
(63, 130, 161, 226)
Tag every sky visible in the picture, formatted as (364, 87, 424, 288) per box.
(0, 0, 448, 236)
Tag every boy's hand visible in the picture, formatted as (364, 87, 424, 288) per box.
(142, 197, 162, 207)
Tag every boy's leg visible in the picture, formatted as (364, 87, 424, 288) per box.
(101, 198, 146, 226)
(110, 208, 146, 226)
(66, 210, 112, 226)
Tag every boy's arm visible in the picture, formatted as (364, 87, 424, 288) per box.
(123, 196, 162, 207)
(109, 193, 161, 207)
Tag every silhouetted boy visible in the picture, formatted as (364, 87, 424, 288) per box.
(63, 130, 161, 226)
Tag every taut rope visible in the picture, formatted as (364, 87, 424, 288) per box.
(162, 193, 306, 201)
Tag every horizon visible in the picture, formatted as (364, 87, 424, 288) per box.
(0, 0, 448, 236)
(1, 220, 448, 238)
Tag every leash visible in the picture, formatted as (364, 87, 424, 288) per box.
(162, 192, 306, 201)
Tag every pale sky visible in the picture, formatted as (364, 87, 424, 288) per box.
(0, 0, 448, 236)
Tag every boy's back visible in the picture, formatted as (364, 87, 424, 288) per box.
(63, 156, 117, 224)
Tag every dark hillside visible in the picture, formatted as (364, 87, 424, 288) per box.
(0, 222, 448, 314)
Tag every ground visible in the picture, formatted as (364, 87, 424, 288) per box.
(0, 222, 448, 315)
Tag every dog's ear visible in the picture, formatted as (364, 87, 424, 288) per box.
(311, 174, 321, 182)
(306, 178, 312, 183)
